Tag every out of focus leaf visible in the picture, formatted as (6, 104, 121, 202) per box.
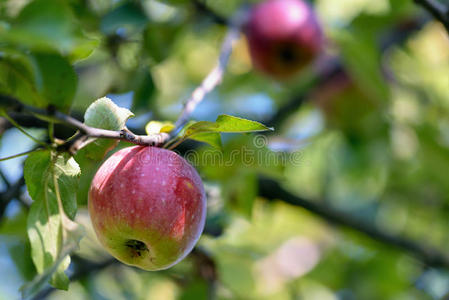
(0, 0, 96, 56)
(333, 31, 389, 102)
(32, 53, 77, 112)
(178, 280, 208, 300)
(8, 242, 36, 281)
(22, 150, 84, 295)
(69, 39, 100, 62)
(143, 23, 181, 63)
(132, 68, 156, 112)
(225, 172, 257, 217)
(0, 48, 43, 107)
(100, 2, 148, 35)
(0, 50, 77, 111)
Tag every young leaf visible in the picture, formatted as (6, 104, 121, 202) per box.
(185, 115, 273, 136)
(145, 121, 175, 135)
(180, 115, 272, 149)
(23, 150, 84, 296)
(82, 97, 134, 160)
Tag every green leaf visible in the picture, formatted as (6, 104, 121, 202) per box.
(179, 115, 271, 150)
(185, 115, 273, 136)
(0, 48, 43, 107)
(82, 97, 134, 160)
(0, 0, 98, 59)
(0, 49, 77, 111)
(332, 30, 389, 102)
(8, 241, 36, 281)
(32, 53, 78, 112)
(68, 39, 100, 62)
(225, 172, 257, 217)
(22, 150, 84, 296)
(132, 68, 156, 113)
(143, 23, 181, 63)
(189, 132, 223, 150)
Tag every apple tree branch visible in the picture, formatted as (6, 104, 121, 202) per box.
(259, 177, 449, 269)
(414, 0, 449, 32)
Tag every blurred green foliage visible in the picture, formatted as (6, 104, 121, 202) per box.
(1, 0, 449, 299)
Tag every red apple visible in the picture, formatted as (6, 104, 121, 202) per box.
(245, 0, 323, 78)
(88, 146, 206, 270)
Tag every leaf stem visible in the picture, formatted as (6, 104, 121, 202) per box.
(166, 137, 187, 151)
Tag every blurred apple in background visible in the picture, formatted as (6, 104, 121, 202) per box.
(244, 0, 324, 79)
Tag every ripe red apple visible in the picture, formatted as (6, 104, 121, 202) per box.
(88, 146, 206, 270)
(244, 0, 323, 79)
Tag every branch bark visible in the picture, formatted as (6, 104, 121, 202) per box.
(172, 6, 249, 133)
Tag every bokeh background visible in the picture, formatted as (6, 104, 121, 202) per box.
(1, 0, 449, 299)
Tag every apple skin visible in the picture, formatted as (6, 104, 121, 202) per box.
(88, 146, 206, 271)
(244, 0, 323, 79)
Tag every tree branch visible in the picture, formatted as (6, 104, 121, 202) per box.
(1, 4, 247, 152)
(192, 0, 228, 25)
(414, 0, 449, 32)
(258, 177, 449, 269)
(172, 6, 249, 133)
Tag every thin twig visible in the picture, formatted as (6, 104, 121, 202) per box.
(2, 99, 170, 150)
(414, 0, 449, 32)
(0, 149, 44, 162)
(192, 0, 228, 25)
(172, 6, 249, 133)
(1, 110, 48, 148)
